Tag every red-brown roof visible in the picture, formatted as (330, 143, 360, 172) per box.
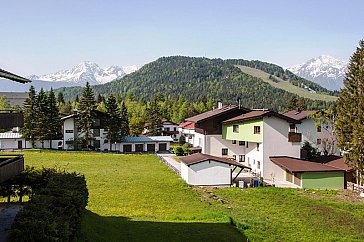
(283, 110, 320, 121)
(186, 105, 250, 123)
(270, 156, 345, 173)
(223, 110, 300, 124)
(179, 121, 195, 129)
(311, 155, 354, 171)
(180, 153, 251, 169)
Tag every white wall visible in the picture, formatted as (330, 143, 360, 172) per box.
(205, 135, 246, 161)
(245, 141, 264, 176)
(262, 116, 301, 179)
(63, 118, 75, 149)
(0, 139, 63, 150)
(193, 132, 205, 151)
(181, 160, 232, 185)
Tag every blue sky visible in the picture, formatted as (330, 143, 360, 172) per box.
(1, 0, 363, 75)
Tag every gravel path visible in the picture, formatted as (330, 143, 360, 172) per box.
(158, 153, 181, 173)
(0, 205, 22, 242)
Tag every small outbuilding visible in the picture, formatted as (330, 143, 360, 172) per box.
(180, 153, 251, 186)
(117, 136, 173, 153)
(270, 156, 346, 189)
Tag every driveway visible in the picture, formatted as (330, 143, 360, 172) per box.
(0, 205, 22, 242)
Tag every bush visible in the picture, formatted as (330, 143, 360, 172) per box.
(178, 135, 186, 145)
(173, 146, 184, 156)
(7, 169, 88, 242)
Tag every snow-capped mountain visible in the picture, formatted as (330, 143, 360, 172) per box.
(28, 61, 141, 86)
(288, 55, 348, 91)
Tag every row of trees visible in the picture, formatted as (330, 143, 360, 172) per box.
(22, 87, 61, 148)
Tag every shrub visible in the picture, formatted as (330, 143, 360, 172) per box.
(7, 169, 88, 242)
(173, 146, 184, 156)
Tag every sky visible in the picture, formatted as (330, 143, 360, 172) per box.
(0, 0, 363, 76)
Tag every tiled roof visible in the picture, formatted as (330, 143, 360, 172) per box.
(283, 110, 320, 121)
(0, 69, 31, 84)
(223, 110, 300, 124)
(120, 136, 173, 143)
(179, 121, 195, 129)
(186, 105, 249, 123)
(180, 153, 251, 169)
(270, 156, 345, 173)
(0, 133, 22, 139)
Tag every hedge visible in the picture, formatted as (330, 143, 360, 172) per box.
(7, 169, 88, 242)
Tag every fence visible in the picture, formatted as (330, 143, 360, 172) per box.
(0, 155, 24, 183)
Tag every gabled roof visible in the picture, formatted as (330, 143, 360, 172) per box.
(0, 69, 31, 84)
(283, 110, 320, 121)
(223, 110, 300, 124)
(161, 120, 178, 126)
(185, 105, 249, 123)
(180, 153, 251, 169)
(120, 136, 173, 143)
(60, 110, 108, 121)
(179, 121, 195, 129)
(270, 156, 345, 173)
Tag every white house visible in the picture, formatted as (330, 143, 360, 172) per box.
(0, 132, 62, 150)
(180, 153, 251, 186)
(115, 136, 173, 153)
(222, 110, 302, 179)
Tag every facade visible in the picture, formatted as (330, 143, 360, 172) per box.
(180, 153, 250, 186)
(222, 110, 301, 178)
(270, 156, 345, 189)
(160, 120, 180, 142)
(0, 133, 62, 150)
(283, 110, 336, 154)
(116, 136, 172, 153)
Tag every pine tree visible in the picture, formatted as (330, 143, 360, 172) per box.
(47, 88, 61, 149)
(35, 88, 49, 148)
(336, 40, 364, 185)
(77, 82, 96, 148)
(105, 94, 122, 150)
(146, 96, 162, 136)
(57, 91, 65, 105)
(22, 86, 37, 148)
(286, 95, 299, 111)
(120, 101, 130, 137)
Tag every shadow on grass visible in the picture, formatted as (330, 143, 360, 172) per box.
(78, 210, 247, 242)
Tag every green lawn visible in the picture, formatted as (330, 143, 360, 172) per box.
(236, 65, 338, 102)
(5, 151, 364, 241)
(20, 151, 244, 241)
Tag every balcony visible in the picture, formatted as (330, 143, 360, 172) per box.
(288, 132, 302, 142)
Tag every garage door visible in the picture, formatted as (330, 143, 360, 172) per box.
(135, 144, 144, 152)
(159, 143, 167, 151)
(123, 144, 132, 153)
(147, 144, 155, 152)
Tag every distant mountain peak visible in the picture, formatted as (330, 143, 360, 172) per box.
(288, 55, 348, 91)
(28, 62, 141, 86)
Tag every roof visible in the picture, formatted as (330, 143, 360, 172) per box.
(223, 110, 300, 124)
(283, 110, 320, 121)
(0, 92, 29, 106)
(180, 153, 251, 169)
(161, 120, 178, 126)
(311, 155, 354, 171)
(0, 69, 31, 84)
(120, 136, 173, 143)
(186, 105, 249, 123)
(179, 121, 195, 129)
(270, 156, 345, 173)
(0, 133, 22, 139)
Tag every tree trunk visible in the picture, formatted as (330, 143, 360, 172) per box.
(50, 139, 53, 149)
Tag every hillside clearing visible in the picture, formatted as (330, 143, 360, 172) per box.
(236, 65, 337, 102)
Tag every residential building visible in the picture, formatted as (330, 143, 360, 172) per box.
(144, 120, 180, 142)
(222, 110, 302, 178)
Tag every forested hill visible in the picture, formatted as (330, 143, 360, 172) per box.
(57, 56, 336, 111)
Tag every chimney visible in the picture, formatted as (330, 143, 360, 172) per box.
(295, 108, 301, 114)
(217, 101, 223, 109)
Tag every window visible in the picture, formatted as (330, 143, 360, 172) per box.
(174, 127, 177, 131)
(246, 141, 249, 148)
(317, 126, 322, 132)
(93, 129, 100, 137)
(239, 141, 245, 146)
(233, 125, 239, 133)
(232, 140, 236, 144)
(165, 127, 170, 132)
(254, 126, 261, 134)
(289, 124, 296, 132)
(104, 139, 108, 144)
(317, 138, 322, 145)
(239, 155, 245, 162)
(233, 155, 236, 160)
(65, 130, 73, 133)
(256, 143, 260, 151)
(222, 148, 228, 156)
(257, 161, 261, 169)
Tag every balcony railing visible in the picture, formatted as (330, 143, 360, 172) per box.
(288, 132, 302, 142)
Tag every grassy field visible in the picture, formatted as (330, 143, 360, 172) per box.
(20, 151, 244, 241)
(4, 151, 364, 241)
(236, 65, 338, 102)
